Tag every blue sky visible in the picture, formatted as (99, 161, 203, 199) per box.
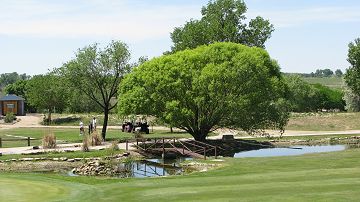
(0, 0, 360, 75)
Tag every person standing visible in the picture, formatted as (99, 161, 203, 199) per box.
(79, 121, 84, 136)
(92, 117, 97, 131)
(88, 121, 93, 134)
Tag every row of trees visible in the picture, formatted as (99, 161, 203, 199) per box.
(312, 69, 343, 77)
(0, 72, 30, 94)
(287, 69, 343, 78)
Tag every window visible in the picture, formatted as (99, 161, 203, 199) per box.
(7, 104, 15, 109)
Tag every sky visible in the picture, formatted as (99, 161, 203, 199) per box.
(0, 0, 360, 75)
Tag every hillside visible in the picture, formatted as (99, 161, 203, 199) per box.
(301, 77, 344, 89)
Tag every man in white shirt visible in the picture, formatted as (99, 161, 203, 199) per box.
(92, 117, 97, 131)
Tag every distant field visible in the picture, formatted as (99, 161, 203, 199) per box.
(286, 112, 360, 131)
(301, 77, 344, 89)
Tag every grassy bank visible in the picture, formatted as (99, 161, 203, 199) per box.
(1, 148, 360, 201)
(0, 128, 192, 148)
(0, 149, 125, 161)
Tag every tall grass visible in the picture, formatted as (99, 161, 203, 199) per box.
(42, 133, 56, 149)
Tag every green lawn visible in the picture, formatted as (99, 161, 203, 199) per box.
(1, 148, 360, 201)
(0, 128, 192, 148)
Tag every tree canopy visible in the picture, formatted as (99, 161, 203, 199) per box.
(119, 42, 289, 141)
(170, 0, 274, 53)
(345, 38, 360, 96)
(26, 74, 69, 123)
(59, 41, 131, 140)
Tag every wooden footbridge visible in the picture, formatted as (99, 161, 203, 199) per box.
(125, 138, 218, 159)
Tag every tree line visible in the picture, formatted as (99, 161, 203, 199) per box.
(285, 69, 343, 78)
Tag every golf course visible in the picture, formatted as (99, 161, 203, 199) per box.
(1, 146, 360, 202)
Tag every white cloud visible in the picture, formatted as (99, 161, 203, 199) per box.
(249, 6, 360, 28)
(0, 0, 201, 41)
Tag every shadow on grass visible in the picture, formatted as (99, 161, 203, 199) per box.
(50, 117, 81, 125)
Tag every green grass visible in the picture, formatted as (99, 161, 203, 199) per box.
(1, 148, 360, 201)
(302, 77, 344, 89)
(0, 128, 192, 148)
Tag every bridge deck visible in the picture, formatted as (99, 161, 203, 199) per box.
(149, 148, 205, 159)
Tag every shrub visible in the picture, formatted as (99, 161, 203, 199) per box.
(91, 131, 103, 146)
(109, 141, 120, 151)
(134, 131, 144, 139)
(107, 141, 120, 156)
(4, 112, 16, 123)
(42, 133, 56, 149)
(82, 135, 90, 152)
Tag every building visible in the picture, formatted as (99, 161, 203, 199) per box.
(0, 94, 25, 116)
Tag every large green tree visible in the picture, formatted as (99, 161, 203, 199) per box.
(345, 38, 360, 95)
(119, 42, 289, 141)
(60, 41, 131, 140)
(26, 74, 69, 123)
(170, 0, 274, 53)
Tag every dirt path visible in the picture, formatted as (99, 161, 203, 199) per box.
(0, 114, 42, 130)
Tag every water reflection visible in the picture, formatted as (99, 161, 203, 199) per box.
(233, 145, 346, 158)
(118, 157, 191, 178)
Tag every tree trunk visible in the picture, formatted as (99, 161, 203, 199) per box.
(47, 111, 52, 125)
(193, 135, 206, 142)
(102, 109, 109, 141)
(191, 130, 208, 142)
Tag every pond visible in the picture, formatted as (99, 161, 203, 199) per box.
(68, 145, 348, 178)
(233, 145, 346, 158)
(121, 158, 187, 178)
(124, 145, 347, 177)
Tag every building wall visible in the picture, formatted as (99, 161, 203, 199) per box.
(18, 100, 25, 116)
(2, 101, 18, 115)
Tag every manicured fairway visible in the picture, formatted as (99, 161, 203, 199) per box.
(2, 148, 360, 201)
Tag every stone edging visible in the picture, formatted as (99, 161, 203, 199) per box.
(0, 152, 130, 163)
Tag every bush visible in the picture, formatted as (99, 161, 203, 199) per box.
(109, 141, 120, 151)
(82, 135, 90, 152)
(4, 112, 16, 123)
(42, 133, 56, 149)
(91, 131, 103, 146)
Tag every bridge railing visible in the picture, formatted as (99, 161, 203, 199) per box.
(125, 137, 218, 159)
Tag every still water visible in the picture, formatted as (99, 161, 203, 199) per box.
(233, 145, 346, 158)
